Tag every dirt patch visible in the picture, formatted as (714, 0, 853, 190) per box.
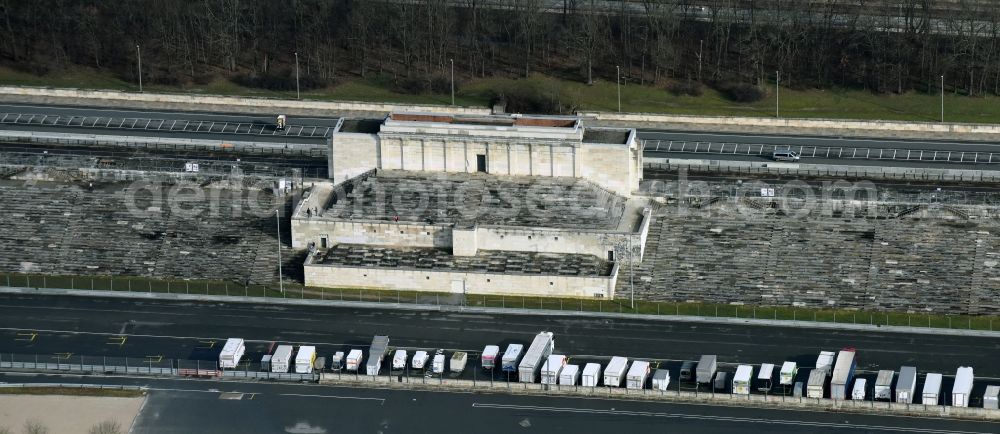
(0, 394, 145, 434)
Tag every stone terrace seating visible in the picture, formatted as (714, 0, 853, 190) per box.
(316, 244, 613, 277)
(622, 204, 1000, 314)
(325, 170, 625, 230)
(0, 180, 284, 285)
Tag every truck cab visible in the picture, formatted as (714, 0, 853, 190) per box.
(276, 114, 287, 130)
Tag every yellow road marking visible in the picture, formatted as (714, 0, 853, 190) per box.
(146, 355, 163, 363)
(198, 340, 216, 349)
(15, 332, 37, 342)
(53, 352, 73, 361)
(107, 336, 127, 346)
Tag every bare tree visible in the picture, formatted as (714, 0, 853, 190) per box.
(88, 420, 123, 434)
(23, 419, 49, 434)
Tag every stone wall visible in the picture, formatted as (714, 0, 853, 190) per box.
(329, 133, 379, 184)
(291, 218, 450, 249)
(303, 263, 617, 298)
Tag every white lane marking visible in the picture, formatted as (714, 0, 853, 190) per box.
(639, 130, 1000, 149)
(278, 393, 385, 403)
(0, 326, 353, 348)
(471, 403, 993, 433)
(0, 103, 336, 123)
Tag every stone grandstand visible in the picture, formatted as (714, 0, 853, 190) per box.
(324, 170, 627, 230)
(0, 174, 289, 285)
(624, 198, 1000, 314)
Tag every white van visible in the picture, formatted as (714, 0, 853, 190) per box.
(772, 147, 800, 161)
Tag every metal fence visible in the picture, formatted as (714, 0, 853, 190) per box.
(0, 112, 334, 139)
(642, 139, 1000, 165)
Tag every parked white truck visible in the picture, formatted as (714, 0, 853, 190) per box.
(603, 356, 629, 387)
(271, 345, 293, 373)
(219, 338, 245, 369)
(366, 336, 389, 376)
(951, 367, 974, 408)
(540, 354, 566, 385)
(626, 361, 651, 390)
(295, 346, 316, 374)
(481, 345, 500, 371)
(518, 332, 555, 383)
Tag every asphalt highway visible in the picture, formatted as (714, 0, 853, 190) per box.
(0, 294, 997, 379)
(1, 372, 996, 434)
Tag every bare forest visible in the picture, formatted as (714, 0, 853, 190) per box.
(1, 0, 998, 100)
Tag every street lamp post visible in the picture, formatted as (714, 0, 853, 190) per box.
(295, 52, 301, 99)
(940, 74, 944, 123)
(136, 45, 142, 93)
(450, 58, 455, 106)
(616, 65, 621, 113)
(775, 70, 780, 118)
(276, 209, 284, 294)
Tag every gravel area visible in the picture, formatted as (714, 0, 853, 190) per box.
(0, 394, 145, 434)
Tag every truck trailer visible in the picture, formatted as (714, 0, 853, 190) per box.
(815, 351, 836, 373)
(450, 352, 468, 374)
(922, 373, 943, 405)
(896, 366, 917, 404)
(779, 361, 798, 386)
(951, 367, 974, 408)
(481, 345, 500, 370)
(604, 356, 629, 387)
(874, 369, 894, 401)
(757, 363, 775, 393)
(559, 364, 580, 386)
(295, 346, 316, 374)
(696, 355, 718, 384)
(626, 360, 651, 390)
(432, 352, 446, 374)
(518, 332, 555, 383)
(271, 345, 293, 373)
(852, 378, 867, 400)
(807, 368, 828, 398)
(345, 349, 363, 372)
(219, 338, 245, 369)
(581, 363, 601, 387)
(501, 344, 524, 373)
(652, 369, 671, 391)
(366, 336, 389, 376)
(830, 349, 857, 400)
(732, 365, 753, 395)
(984, 385, 1000, 410)
(540, 354, 566, 385)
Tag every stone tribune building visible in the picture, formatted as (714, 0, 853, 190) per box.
(292, 112, 651, 298)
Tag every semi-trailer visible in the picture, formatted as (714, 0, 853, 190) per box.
(807, 368, 828, 398)
(984, 385, 1000, 410)
(604, 356, 629, 387)
(581, 363, 601, 387)
(481, 345, 500, 370)
(816, 351, 836, 374)
(518, 332, 555, 383)
(830, 349, 857, 400)
(366, 336, 389, 376)
(874, 369, 894, 401)
(271, 345, 293, 373)
(896, 366, 917, 404)
(732, 365, 753, 395)
(626, 360, 651, 390)
(652, 369, 671, 391)
(779, 361, 798, 386)
(922, 373, 943, 405)
(951, 367, 974, 408)
(501, 344, 524, 373)
(696, 355, 717, 384)
(559, 364, 580, 386)
(541, 354, 566, 385)
(757, 363, 775, 392)
(295, 346, 317, 374)
(219, 338, 245, 369)
(852, 378, 867, 400)
(346, 349, 363, 372)
(451, 352, 468, 374)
